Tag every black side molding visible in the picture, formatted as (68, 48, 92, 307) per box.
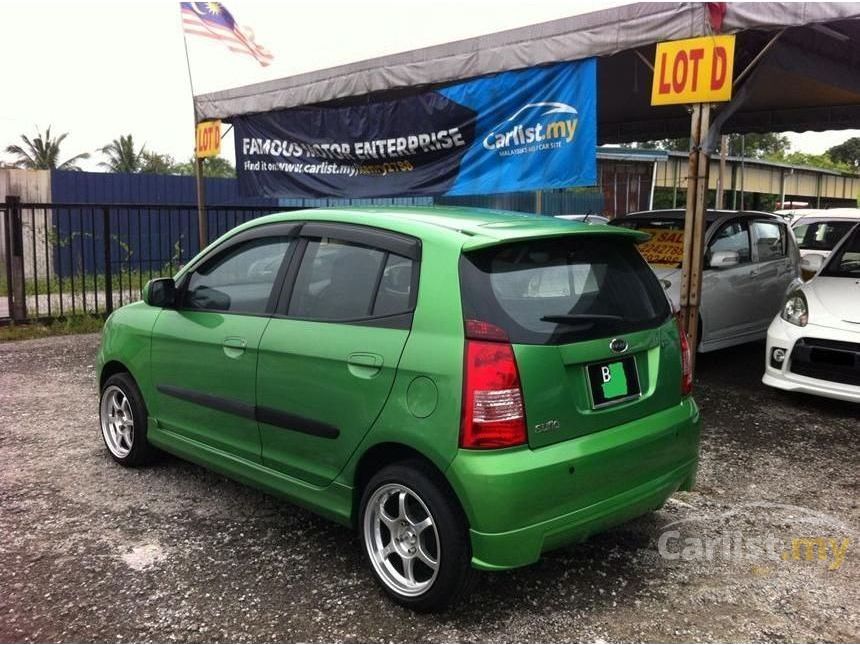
(256, 406, 339, 439)
(157, 385, 340, 439)
(157, 385, 255, 419)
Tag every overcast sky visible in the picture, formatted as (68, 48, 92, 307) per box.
(0, 0, 856, 172)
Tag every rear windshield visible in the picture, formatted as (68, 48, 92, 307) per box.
(612, 218, 685, 267)
(792, 219, 859, 251)
(460, 235, 671, 345)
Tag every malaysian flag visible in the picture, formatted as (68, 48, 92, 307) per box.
(180, 2, 273, 67)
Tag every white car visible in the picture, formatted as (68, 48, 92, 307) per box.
(554, 213, 610, 224)
(763, 223, 860, 403)
(613, 209, 801, 352)
(791, 209, 860, 279)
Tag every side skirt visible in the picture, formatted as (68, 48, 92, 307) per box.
(148, 419, 354, 527)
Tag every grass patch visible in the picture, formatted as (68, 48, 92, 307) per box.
(0, 268, 168, 298)
(0, 315, 104, 343)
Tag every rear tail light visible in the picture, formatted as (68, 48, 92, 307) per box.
(676, 317, 693, 396)
(460, 320, 527, 449)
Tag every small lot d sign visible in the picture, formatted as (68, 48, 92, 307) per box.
(196, 120, 221, 158)
(651, 35, 735, 106)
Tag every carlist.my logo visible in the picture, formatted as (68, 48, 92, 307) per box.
(482, 102, 580, 155)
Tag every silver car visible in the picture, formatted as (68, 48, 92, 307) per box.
(612, 209, 801, 352)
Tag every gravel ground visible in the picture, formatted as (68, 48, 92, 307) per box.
(0, 334, 857, 643)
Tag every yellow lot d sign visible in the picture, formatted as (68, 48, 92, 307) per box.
(196, 120, 221, 158)
(651, 35, 735, 106)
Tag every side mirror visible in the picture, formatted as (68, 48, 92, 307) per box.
(709, 250, 740, 269)
(800, 253, 825, 275)
(142, 278, 176, 308)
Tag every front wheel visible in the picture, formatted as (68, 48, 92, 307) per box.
(359, 460, 474, 611)
(99, 373, 157, 466)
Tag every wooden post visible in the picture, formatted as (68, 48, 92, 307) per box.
(195, 155, 207, 251)
(5, 195, 27, 321)
(679, 103, 711, 374)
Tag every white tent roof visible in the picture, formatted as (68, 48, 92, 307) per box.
(194, 2, 860, 143)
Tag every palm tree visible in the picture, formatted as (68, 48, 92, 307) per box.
(5, 126, 90, 170)
(98, 134, 146, 173)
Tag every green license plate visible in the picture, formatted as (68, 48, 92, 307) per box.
(586, 356, 641, 408)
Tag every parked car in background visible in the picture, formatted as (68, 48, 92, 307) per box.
(96, 207, 700, 611)
(791, 208, 860, 280)
(554, 213, 610, 224)
(763, 223, 860, 402)
(612, 209, 801, 352)
(774, 207, 817, 223)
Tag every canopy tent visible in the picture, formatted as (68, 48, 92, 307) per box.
(194, 2, 860, 148)
(190, 1, 860, 367)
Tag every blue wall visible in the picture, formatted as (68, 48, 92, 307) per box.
(50, 171, 280, 278)
(51, 170, 278, 206)
(47, 171, 604, 278)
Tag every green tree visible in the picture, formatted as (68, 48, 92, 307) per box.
(636, 133, 790, 158)
(826, 137, 860, 168)
(728, 133, 790, 158)
(172, 155, 236, 178)
(139, 151, 177, 174)
(4, 126, 90, 170)
(771, 151, 854, 173)
(98, 134, 145, 173)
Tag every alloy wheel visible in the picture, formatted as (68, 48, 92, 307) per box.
(363, 483, 440, 597)
(100, 385, 135, 459)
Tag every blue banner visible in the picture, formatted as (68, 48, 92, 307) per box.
(234, 60, 596, 198)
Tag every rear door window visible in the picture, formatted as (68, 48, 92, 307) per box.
(750, 221, 787, 261)
(460, 236, 671, 345)
(287, 238, 415, 322)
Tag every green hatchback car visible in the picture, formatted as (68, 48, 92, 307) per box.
(97, 206, 700, 610)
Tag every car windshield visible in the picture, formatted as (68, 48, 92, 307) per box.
(459, 235, 671, 345)
(792, 219, 859, 251)
(613, 218, 685, 267)
(821, 225, 860, 278)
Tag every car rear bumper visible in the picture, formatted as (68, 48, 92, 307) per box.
(763, 317, 860, 403)
(445, 398, 700, 571)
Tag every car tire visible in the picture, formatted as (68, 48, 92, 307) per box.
(359, 460, 474, 611)
(99, 372, 157, 467)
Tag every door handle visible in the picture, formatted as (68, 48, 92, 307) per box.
(222, 337, 247, 358)
(347, 352, 383, 378)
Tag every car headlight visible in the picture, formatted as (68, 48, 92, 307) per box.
(781, 291, 808, 327)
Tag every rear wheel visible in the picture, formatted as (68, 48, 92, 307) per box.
(99, 373, 156, 466)
(359, 460, 473, 611)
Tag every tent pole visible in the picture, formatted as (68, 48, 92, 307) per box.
(716, 134, 728, 208)
(679, 103, 711, 374)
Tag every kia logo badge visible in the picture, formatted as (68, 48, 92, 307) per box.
(610, 338, 628, 353)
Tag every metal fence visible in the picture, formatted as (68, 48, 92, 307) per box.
(1, 197, 283, 323)
(1, 190, 606, 324)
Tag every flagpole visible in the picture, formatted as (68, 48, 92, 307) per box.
(181, 21, 208, 251)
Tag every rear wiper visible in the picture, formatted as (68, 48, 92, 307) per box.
(540, 314, 624, 324)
